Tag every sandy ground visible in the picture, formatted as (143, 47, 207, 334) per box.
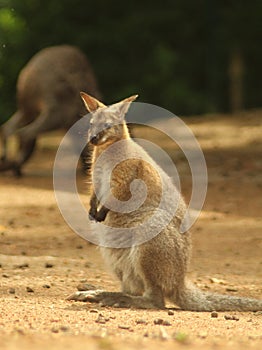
(0, 110, 262, 350)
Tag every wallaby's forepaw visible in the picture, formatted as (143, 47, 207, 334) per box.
(88, 207, 97, 221)
(88, 207, 109, 222)
(95, 210, 108, 222)
(88, 213, 96, 221)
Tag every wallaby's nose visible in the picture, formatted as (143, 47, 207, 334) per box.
(90, 135, 98, 145)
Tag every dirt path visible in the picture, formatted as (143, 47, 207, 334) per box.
(0, 111, 262, 350)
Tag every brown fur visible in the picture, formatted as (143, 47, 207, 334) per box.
(0, 45, 101, 175)
(68, 93, 262, 311)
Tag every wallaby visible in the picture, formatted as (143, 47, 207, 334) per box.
(68, 92, 262, 311)
(0, 45, 101, 176)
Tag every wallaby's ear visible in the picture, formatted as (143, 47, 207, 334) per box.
(80, 92, 106, 112)
(110, 94, 138, 118)
(122, 95, 139, 104)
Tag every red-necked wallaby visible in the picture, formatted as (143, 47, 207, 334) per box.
(68, 93, 262, 311)
(0, 45, 101, 176)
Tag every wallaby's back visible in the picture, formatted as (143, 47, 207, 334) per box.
(0, 45, 101, 175)
(17, 45, 101, 127)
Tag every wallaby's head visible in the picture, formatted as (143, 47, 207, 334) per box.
(81, 92, 138, 146)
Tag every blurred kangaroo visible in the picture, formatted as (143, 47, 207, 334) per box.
(0, 45, 101, 176)
(68, 92, 262, 311)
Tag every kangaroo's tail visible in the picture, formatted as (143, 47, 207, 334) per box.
(176, 281, 262, 311)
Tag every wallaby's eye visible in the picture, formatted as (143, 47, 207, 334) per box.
(104, 122, 112, 129)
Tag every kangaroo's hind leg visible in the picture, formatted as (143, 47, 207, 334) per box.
(12, 108, 59, 175)
(0, 111, 25, 162)
(0, 111, 35, 176)
(13, 136, 37, 176)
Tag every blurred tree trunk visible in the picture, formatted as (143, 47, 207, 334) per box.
(229, 50, 244, 113)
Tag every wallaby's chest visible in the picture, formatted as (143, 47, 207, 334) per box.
(92, 155, 134, 208)
(92, 159, 114, 201)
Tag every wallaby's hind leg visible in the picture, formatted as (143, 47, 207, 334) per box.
(12, 137, 37, 176)
(17, 108, 59, 140)
(0, 111, 25, 161)
(121, 272, 144, 296)
(11, 109, 59, 175)
(67, 271, 165, 309)
(67, 290, 135, 307)
(67, 247, 166, 309)
(0, 138, 37, 177)
(0, 111, 34, 175)
(0, 109, 53, 174)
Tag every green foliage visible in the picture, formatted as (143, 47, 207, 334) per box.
(0, 4, 26, 122)
(0, 0, 262, 124)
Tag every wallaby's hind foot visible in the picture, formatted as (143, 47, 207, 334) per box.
(67, 290, 133, 307)
(0, 159, 22, 177)
(67, 290, 165, 309)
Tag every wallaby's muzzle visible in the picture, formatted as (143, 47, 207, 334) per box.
(90, 135, 99, 145)
(89, 130, 106, 145)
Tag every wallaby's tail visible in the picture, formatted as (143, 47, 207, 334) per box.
(176, 281, 262, 311)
